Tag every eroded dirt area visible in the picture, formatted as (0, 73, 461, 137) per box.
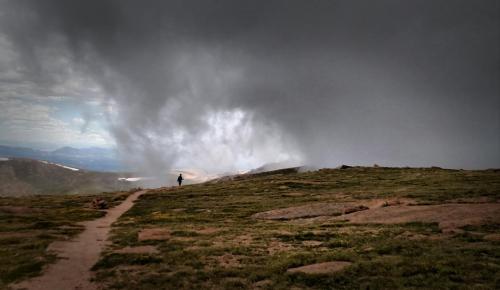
(331, 203, 500, 232)
(251, 198, 413, 220)
(252, 199, 500, 232)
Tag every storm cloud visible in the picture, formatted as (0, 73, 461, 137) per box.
(0, 0, 498, 175)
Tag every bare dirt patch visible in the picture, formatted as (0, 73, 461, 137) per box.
(287, 261, 352, 274)
(138, 228, 171, 241)
(113, 245, 159, 254)
(331, 203, 500, 232)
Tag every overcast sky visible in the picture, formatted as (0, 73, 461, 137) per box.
(0, 0, 498, 173)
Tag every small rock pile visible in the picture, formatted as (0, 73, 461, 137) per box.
(91, 197, 108, 209)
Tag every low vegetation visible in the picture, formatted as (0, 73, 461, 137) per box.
(0, 190, 134, 288)
(90, 167, 500, 289)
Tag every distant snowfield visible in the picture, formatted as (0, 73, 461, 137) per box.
(0, 157, 9, 161)
(40, 160, 80, 171)
(118, 177, 155, 182)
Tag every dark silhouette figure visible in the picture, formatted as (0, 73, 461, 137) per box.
(177, 174, 183, 186)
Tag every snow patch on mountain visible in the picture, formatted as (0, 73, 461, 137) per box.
(40, 160, 80, 171)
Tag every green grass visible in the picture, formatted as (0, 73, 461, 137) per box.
(0, 190, 134, 287)
(91, 167, 500, 289)
(2, 167, 499, 289)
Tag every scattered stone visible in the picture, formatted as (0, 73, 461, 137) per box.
(287, 261, 352, 274)
(91, 197, 108, 209)
(138, 228, 171, 241)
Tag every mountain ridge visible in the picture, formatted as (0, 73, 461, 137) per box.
(0, 158, 134, 196)
(0, 145, 123, 172)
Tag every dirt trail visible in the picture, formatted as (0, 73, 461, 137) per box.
(13, 190, 147, 290)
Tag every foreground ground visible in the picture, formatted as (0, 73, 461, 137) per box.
(0, 190, 135, 289)
(2, 167, 500, 289)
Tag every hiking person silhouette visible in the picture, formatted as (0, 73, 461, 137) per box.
(177, 174, 183, 186)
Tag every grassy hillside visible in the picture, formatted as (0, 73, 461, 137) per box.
(0, 158, 134, 196)
(88, 167, 500, 289)
(2, 166, 499, 289)
(0, 190, 134, 288)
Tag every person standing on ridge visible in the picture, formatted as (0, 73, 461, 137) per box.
(177, 174, 183, 186)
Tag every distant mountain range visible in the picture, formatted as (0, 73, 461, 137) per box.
(0, 158, 135, 196)
(0, 145, 307, 196)
(0, 145, 125, 172)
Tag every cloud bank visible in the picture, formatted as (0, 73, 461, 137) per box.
(0, 0, 498, 176)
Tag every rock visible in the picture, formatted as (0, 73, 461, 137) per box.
(251, 202, 369, 220)
(91, 197, 108, 209)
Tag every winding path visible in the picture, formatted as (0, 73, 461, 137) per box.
(13, 190, 147, 290)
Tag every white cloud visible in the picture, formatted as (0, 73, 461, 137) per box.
(72, 117, 85, 125)
(0, 32, 112, 148)
(0, 97, 113, 148)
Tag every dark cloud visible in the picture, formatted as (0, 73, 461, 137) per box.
(0, 0, 498, 173)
